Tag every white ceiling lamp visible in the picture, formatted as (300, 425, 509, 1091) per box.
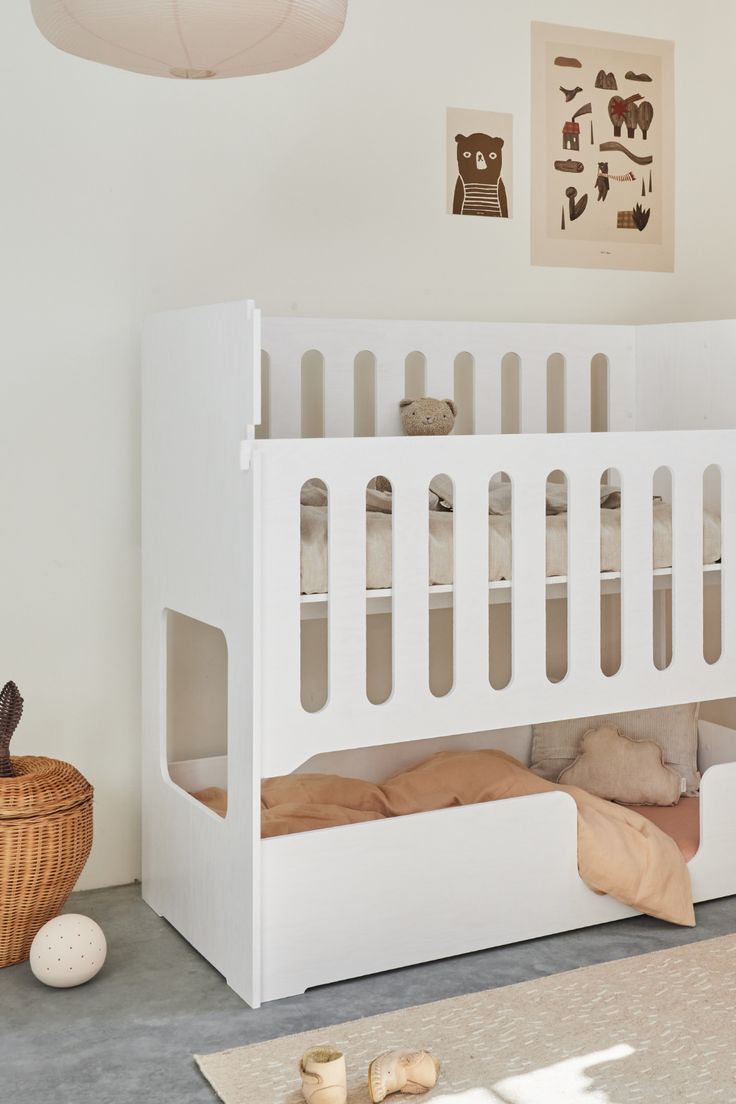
(30, 1, 348, 80)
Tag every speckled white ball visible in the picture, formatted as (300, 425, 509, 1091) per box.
(30, 914, 107, 988)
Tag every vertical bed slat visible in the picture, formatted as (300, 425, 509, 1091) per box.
(670, 462, 704, 677)
(607, 347, 637, 432)
(375, 344, 407, 437)
(326, 475, 367, 710)
(564, 353, 593, 433)
(619, 458, 654, 675)
(425, 355, 456, 405)
(452, 469, 492, 697)
(720, 456, 736, 666)
(260, 460, 303, 768)
(519, 354, 548, 433)
(510, 470, 547, 692)
(473, 349, 503, 435)
(323, 351, 355, 438)
(391, 469, 430, 704)
(565, 464, 602, 684)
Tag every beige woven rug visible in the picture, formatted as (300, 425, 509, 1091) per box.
(196, 935, 736, 1103)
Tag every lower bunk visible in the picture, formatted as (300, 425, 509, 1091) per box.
(174, 717, 736, 1004)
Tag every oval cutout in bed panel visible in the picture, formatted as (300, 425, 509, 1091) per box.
(489, 472, 512, 689)
(601, 467, 622, 677)
(301, 478, 329, 712)
(546, 470, 568, 683)
(590, 353, 609, 432)
(255, 350, 270, 440)
(354, 351, 376, 438)
(367, 476, 393, 704)
(501, 354, 520, 434)
(453, 352, 474, 435)
(546, 354, 566, 434)
(429, 474, 454, 698)
(703, 464, 722, 665)
(166, 610, 228, 791)
(653, 466, 673, 671)
(301, 350, 325, 438)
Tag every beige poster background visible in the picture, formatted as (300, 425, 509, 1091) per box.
(531, 23, 674, 271)
(447, 107, 513, 219)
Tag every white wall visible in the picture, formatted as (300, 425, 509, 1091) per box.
(1, 0, 735, 888)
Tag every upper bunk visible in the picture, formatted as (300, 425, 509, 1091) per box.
(142, 302, 736, 775)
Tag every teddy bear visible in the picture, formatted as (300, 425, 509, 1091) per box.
(399, 397, 457, 436)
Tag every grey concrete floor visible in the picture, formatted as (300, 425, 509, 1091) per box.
(2, 885, 735, 1104)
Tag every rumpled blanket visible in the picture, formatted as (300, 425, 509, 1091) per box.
(193, 749, 695, 926)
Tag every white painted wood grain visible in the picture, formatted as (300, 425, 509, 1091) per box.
(144, 305, 736, 1009)
(142, 300, 261, 1006)
(323, 347, 355, 438)
(473, 351, 503, 434)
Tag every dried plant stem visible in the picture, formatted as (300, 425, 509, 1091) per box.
(0, 681, 24, 779)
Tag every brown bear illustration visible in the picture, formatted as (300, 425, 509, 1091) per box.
(453, 133, 508, 218)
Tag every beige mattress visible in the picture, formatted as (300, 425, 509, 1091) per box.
(300, 503, 721, 595)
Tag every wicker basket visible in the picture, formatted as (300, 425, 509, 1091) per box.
(0, 756, 93, 968)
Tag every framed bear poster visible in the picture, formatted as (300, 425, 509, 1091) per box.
(531, 22, 674, 271)
(447, 107, 513, 219)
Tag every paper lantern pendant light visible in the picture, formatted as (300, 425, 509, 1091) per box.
(30, 1, 348, 80)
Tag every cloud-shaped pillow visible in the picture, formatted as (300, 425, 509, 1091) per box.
(558, 725, 682, 806)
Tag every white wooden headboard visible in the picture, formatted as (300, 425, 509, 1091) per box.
(259, 317, 637, 439)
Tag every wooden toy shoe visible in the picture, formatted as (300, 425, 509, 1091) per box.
(368, 1050, 441, 1101)
(299, 1046, 347, 1104)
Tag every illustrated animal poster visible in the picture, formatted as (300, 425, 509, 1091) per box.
(447, 108, 513, 220)
(531, 23, 673, 271)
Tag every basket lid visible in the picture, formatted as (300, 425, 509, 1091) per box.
(0, 756, 93, 819)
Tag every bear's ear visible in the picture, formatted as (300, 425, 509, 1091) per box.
(455, 134, 466, 144)
(399, 398, 414, 408)
(444, 400, 457, 416)
(496, 138, 504, 148)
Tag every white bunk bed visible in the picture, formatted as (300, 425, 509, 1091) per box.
(142, 301, 736, 1008)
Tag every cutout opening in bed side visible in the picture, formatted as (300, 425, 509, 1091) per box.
(547, 354, 566, 433)
(301, 350, 325, 438)
(453, 351, 474, 435)
(501, 353, 520, 434)
(546, 469, 568, 683)
(255, 350, 270, 440)
(165, 609, 228, 805)
(301, 478, 329, 712)
(704, 464, 722, 665)
(653, 466, 673, 671)
(354, 351, 376, 437)
(367, 476, 393, 704)
(430, 474, 454, 698)
(601, 467, 622, 677)
(405, 351, 426, 399)
(489, 472, 512, 690)
(590, 353, 609, 432)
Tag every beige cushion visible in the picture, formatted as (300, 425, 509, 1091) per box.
(558, 725, 683, 806)
(531, 703, 700, 795)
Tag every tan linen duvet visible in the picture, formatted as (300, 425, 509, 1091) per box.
(194, 749, 695, 926)
(300, 503, 721, 594)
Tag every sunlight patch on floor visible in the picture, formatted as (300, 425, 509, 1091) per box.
(430, 1044, 635, 1104)
(493, 1044, 635, 1104)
